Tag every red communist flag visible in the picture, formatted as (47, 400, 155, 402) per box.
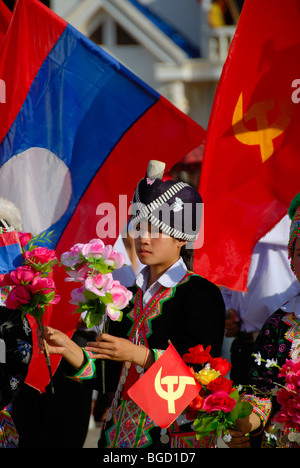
(128, 343, 201, 428)
(194, 0, 300, 291)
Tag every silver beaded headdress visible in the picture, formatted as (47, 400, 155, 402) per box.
(130, 160, 203, 242)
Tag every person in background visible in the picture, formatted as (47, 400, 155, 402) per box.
(0, 198, 33, 448)
(226, 193, 300, 448)
(222, 215, 299, 386)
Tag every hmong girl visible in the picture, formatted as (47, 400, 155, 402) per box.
(38, 160, 225, 448)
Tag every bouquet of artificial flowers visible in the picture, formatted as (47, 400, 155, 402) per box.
(252, 352, 300, 446)
(182, 345, 252, 444)
(60, 238, 132, 330)
(0, 231, 60, 392)
(273, 358, 300, 445)
(2, 232, 60, 317)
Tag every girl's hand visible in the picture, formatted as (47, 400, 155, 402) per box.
(225, 430, 251, 448)
(37, 326, 85, 369)
(37, 326, 71, 355)
(85, 333, 154, 369)
(224, 413, 261, 448)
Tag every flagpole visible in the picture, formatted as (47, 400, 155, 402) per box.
(36, 315, 55, 395)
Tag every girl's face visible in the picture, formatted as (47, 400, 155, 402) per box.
(134, 220, 186, 270)
(293, 237, 300, 281)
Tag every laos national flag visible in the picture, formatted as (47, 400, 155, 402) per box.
(0, 0, 205, 391)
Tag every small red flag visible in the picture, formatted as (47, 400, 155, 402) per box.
(195, 0, 300, 291)
(128, 343, 201, 428)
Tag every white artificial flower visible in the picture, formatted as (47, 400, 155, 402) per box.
(223, 433, 232, 443)
(253, 352, 262, 365)
(265, 358, 278, 368)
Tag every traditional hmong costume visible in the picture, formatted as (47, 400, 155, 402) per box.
(69, 264, 225, 448)
(244, 193, 300, 448)
(68, 160, 225, 448)
(0, 199, 33, 448)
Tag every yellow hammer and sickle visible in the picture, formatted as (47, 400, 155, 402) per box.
(232, 92, 291, 162)
(154, 367, 197, 414)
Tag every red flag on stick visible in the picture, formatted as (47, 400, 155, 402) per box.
(194, 0, 300, 291)
(128, 344, 201, 428)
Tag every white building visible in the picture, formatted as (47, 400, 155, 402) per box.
(51, 0, 241, 128)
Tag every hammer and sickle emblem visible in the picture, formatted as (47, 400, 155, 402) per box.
(154, 367, 197, 414)
(232, 92, 291, 162)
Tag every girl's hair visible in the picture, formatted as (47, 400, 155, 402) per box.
(180, 243, 194, 271)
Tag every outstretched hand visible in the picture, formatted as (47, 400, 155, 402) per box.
(85, 333, 154, 369)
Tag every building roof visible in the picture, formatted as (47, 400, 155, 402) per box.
(66, 0, 200, 63)
(127, 0, 200, 58)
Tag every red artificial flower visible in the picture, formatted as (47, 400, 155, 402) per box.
(202, 390, 236, 414)
(183, 344, 212, 365)
(207, 375, 233, 394)
(10, 265, 37, 285)
(24, 247, 57, 266)
(189, 393, 204, 411)
(210, 357, 231, 376)
(6, 284, 32, 309)
(186, 393, 204, 420)
(18, 231, 32, 248)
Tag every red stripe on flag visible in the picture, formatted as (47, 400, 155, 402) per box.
(57, 96, 205, 248)
(0, 231, 20, 247)
(0, 0, 66, 143)
(0, 1, 11, 46)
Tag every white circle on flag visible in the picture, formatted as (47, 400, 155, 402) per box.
(0, 147, 72, 234)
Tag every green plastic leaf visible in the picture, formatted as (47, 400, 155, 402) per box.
(100, 293, 113, 305)
(237, 401, 253, 419)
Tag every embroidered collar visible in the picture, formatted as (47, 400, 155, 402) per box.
(135, 257, 187, 292)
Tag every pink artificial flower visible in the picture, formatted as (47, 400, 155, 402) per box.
(277, 387, 294, 406)
(109, 280, 133, 309)
(84, 273, 114, 297)
(105, 304, 122, 321)
(6, 285, 32, 309)
(275, 398, 300, 432)
(49, 293, 61, 305)
(18, 231, 32, 248)
(28, 276, 56, 295)
(102, 245, 126, 269)
(0, 273, 15, 287)
(69, 286, 88, 305)
(24, 247, 56, 267)
(105, 280, 133, 321)
(278, 359, 300, 378)
(10, 265, 37, 285)
(202, 390, 236, 414)
(64, 265, 93, 282)
(60, 243, 85, 268)
(28, 276, 60, 304)
(275, 359, 300, 432)
(81, 239, 105, 260)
